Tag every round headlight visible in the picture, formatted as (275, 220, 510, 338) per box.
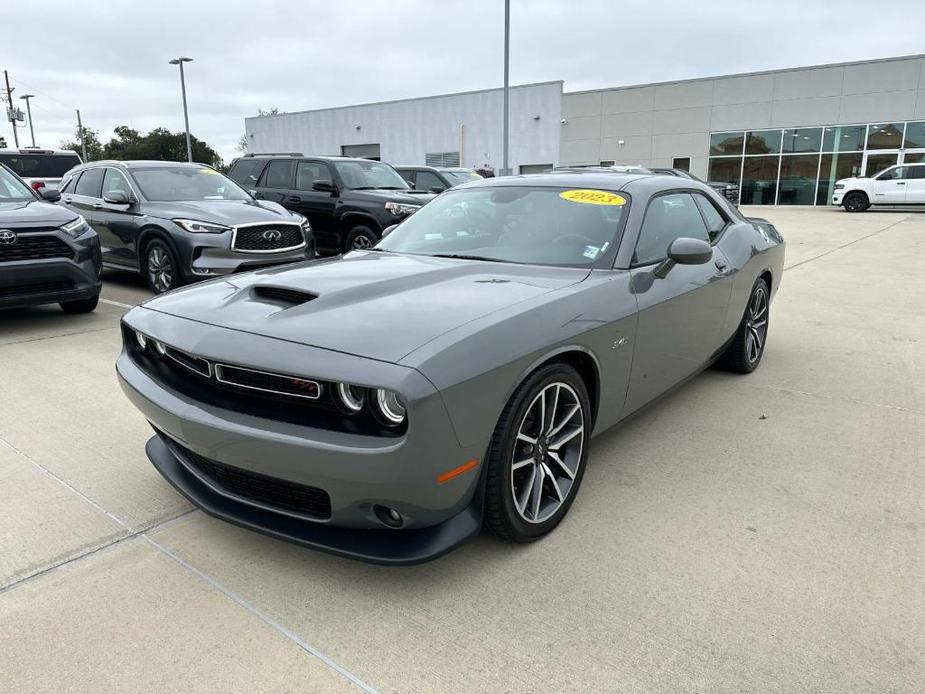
(152, 340, 167, 357)
(134, 330, 148, 350)
(336, 383, 365, 413)
(375, 389, 406, 426)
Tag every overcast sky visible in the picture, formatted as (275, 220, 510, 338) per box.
(3, 0, 925, 163)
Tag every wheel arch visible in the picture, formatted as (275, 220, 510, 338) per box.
(512, 346, 601, 430)
(138, 225, 184, 269)
(338, 212, 382, 234)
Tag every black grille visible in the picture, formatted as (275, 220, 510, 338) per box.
(215, 363, 321, 399)
(164, 346, 211, 377)
(169, 437, 332, 519)
(0, 234, 74, 262)
(0, 281, 74, 298)
(233, 224, 304, 252)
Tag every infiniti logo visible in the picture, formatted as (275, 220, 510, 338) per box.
(261, 229, 282, 242)
(0, 230, 18, 245)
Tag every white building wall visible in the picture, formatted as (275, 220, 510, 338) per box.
(560, 54, 925, 179)
(244, 82, 563, 174)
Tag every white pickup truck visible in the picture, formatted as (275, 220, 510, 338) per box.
(832, 162, 925, 212)
(0, 148, 82, 193)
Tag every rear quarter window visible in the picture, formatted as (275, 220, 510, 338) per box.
(228, 158, 266, 186)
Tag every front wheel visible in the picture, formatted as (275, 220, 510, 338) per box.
(719, 277, 770, 373)
(344, 225, 378, 252)
(144, 239, 181, 294)
(484, 363, 591, 542)
(843, 191, 870, 213)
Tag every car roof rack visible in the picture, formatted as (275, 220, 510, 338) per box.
(242, 152, 304, 158)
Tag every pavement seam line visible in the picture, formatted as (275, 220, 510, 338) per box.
(0, 324, 119, 348)
(99, 298, 135, 309)
(141, 535, 379, 694)
(744, 382, 924, 416)
(783, 215, 910, 271)
(0, 510, 196, 596)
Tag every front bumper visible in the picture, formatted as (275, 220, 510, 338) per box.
(831, 191, 845, 205)
(0, 232, 101, 309)
(116, 307, 486, 563)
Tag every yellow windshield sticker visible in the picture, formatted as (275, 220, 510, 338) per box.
(200, 168, 220, 175)
(560, 189, 626, 206)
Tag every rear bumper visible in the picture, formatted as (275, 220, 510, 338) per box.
(146, 433, 481, 565)
(0, 234, 101, 309)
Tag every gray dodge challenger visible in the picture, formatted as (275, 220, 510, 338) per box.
(117, 171, 784, 564)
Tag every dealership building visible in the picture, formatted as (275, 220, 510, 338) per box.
(245, 53, 925, 205)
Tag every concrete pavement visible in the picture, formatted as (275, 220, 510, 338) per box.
(1, 207, 922, 692)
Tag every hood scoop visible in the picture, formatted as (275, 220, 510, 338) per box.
(252, 285, 318, 307)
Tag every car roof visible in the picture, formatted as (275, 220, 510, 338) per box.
(237, 154, 381, 164)
(0, 148, 81, 156)
(76, 160, 213, 169)
(455, 171, 651, 191)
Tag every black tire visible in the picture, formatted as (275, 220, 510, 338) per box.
(484, 362, 591, 543)
(143, 238, 181, 294)
(843, 191, 870, 213)
(343, 225, 378, 252)
(60, 295, 99, 314)
(719, 277, 770, 374)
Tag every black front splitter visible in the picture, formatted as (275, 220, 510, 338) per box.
(146, 435, 481, 566)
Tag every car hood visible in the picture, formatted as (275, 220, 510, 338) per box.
(0, 199, 78, 225)
(141, 199, 300, 225)
(143, 251, 589, 363)
(835, 177, 870, 185)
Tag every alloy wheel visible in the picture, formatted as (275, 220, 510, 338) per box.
(745, 285, 768, 364)
(352, 234, 373, 250)
(511, 382, 585, 524)
(148, 246, 173, 293)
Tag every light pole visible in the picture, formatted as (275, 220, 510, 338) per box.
(501, 0, 510, 176)
(169, 57, 193, 162)
(20, 94, 36, 147)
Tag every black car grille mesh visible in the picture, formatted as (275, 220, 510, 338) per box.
(233, 224, 304, 252)
(0, 234, 74, 262)
(168, 436, 332, 520)
(0, 281, 74, 298)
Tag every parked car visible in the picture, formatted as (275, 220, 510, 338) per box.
(117, 171, 784, 564)
(57, 160, 314, 293)
(650, 168, 740, 205)
(0, 148, 82, 192)
(832, 162, 925, 212)
(0, 162, 101, 313)
(395, 166, 482, 192)
(228, 154, 435, 254)
(554, 164, 654, 175)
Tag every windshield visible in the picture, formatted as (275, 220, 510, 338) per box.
(333, 160, 410, 190)
(0, 166, 35, 201)
(0, 152, 81, 179)
(377, 186, 626, 266)
(441, 170, 483, 185)
(132, 167, 251, 202)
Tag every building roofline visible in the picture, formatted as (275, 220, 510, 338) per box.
(246, 80, 564, 120)
(563, 52, 925, 96)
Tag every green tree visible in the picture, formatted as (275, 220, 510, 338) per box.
(60, 127, 104, 161)
(236, 133, 248, 154)
(63, 125, 223, 167)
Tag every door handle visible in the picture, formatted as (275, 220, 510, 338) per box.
(715, 258, 728, 270)
(896, 181, 906, 185)
(287, 195, 301, 203)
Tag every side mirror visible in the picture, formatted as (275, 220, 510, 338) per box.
(39, 187, 61, 202)
(102, 190, 131, 205)
(654, 237, 713, 278)
(382, 224, 398, 238)
(312, 180, 337, 193)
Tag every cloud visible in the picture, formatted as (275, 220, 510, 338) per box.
(3, 0, 923, 162)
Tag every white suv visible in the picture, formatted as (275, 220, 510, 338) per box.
(0, 148, 83, 193)
(832, 162, 925, 212)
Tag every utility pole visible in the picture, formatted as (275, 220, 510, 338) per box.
(169, 57, 194, 162)
(76, 109, 88, 161)
(501, 0, 511, 176)
(20, 94, 35, 147)
(3, 70, 19, 147)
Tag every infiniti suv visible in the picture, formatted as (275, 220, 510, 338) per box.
(58, 161, 315, 293)
(0, 162, 101, 313)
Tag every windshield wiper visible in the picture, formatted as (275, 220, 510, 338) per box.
(376, 186, 406, 190)
(430, 253, 506, 263)
(349, 186, 376, 190)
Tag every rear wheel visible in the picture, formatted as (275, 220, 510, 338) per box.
(719, 278, 770, 373)
(144, 239, 181, 294)
(843, 191, 870, 212)
(344, 225, 377, 252)
(60, 296, 99, 314)
(484, 363, 590, 542)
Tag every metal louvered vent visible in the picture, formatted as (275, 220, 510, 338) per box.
(425, 152, 461, 167)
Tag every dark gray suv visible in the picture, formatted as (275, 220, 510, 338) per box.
(58, 161, 315, 293)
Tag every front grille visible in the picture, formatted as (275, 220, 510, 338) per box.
(0, 280, 74, 298)
(233, 224, 304, 252)
(215, 363, 321, 399)
(168, 436, 332, 520)
(0, 234, 74, 262)
(163, 345, 211, 377)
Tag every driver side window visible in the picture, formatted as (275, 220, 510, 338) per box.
(878, 166, 907, 181)
(102, 168, 131, 197)
(634, 193, 710, 266)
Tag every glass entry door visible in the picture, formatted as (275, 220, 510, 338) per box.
(863, 151, 899, 177)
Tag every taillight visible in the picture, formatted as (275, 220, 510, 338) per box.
(31, 181, 45, 191)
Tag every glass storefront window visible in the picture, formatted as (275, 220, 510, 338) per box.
(707, 157, 742, 186)
(903, 152, 925, 164)
(865, 152, 898, 176)
(710, 132, 744, 155)
(741, 156, 779, 204)
(903, 121, 925, 149)
(782, 128, 822, 153)
(866, 123, 904, 149)
(777, 155, 820, 205)
(745, 130, 782, 155)
(816, 152, 863, 205)
(821, 125, 865, 152)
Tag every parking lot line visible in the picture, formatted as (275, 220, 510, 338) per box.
(99, 297, 136, 310)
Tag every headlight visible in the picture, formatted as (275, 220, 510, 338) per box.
(134, 330, 148, 350)
(336, 383, 366, 413)
(384, 201, 421, 217)
(297, 215, 311, 230)
(173, 219, 232, 233)
(834, 183, 845, 190)
(60, 216, 89, 239)
(374, 388, 407, 426)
